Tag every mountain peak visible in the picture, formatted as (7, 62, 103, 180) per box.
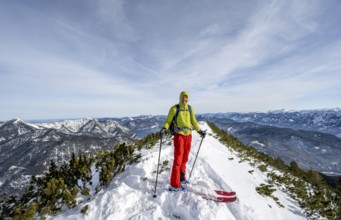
(14, 118, 22, 123)
(8, 118, 23, 124)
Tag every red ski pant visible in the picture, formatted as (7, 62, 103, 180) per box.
(170, 133, 192, 188)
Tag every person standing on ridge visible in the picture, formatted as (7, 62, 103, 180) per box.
(160, 91, 206, 192)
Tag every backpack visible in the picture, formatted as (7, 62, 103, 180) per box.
(169, 104, 192, 135)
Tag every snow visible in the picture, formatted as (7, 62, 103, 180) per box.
(250, 141, 265, 147)
(38, 119, 92, 132)
(9, 166, 25, 171)
(51, 122, 306, 220)
(13, 118, 22, 124)
(322, 171, 341, 176)
(10, 175, 31, 189)
(37, 118, 130, 137)
(17, 126, 30, 136)
(26, 122, 44, 130)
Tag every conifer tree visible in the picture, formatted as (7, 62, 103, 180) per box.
(46, 160, 59, 179)
(21, 202, 37, 220)
(306, 169, 325, 188)
(40, 178, 78, 215)
(0, 195, 17, 218)
(334, 178, 341, 218)
(273, 157, 287, 172)
(78, 153, 93, 190)
(289, 161, 302, 177)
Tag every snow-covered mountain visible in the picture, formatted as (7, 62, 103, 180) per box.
(112, 115, 166, 138)
(204, 108, 341, 137)
(202, 117, 341, 176)
(50, 122, 309, 220)
(0, 118, 136, 197)
(38, 118, 132, 137)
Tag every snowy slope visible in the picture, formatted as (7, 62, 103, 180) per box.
(51, 122, 307, 220)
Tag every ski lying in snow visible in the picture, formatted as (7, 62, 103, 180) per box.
(144, 177, 237, 202)
(182, 186, 237, 203)
(214, 190, 236, 197)
(201, 195, 237, 203)
(166, 188, 237, 203)
(182, 185, 236, 197)
(200, 190, 236, 203)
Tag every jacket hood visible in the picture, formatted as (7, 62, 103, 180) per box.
(179, 91, 189, 105)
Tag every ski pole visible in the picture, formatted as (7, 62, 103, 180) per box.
(153, 133, 163, 198)
(189, 133, 206, 178)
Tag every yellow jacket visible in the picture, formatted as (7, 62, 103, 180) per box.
(163, 91, 201, 136)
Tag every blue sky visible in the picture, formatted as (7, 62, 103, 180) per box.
(1, 0, 341, 120)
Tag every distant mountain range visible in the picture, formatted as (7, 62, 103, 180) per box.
(200, 117, 341, 176)
(107, 109, 341, 176)
(112, 115, 165, 138)
(0, 118, 136, 197)
(202, 108, 341, 137)
(197, 109, 341, 177)
(0, 109, 340, 198)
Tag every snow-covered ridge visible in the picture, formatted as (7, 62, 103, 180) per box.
(38, 118, 92, 132)
(51, 122, 307, 220)
(36, 118, 130, 136)
(0, 118, 44, 130)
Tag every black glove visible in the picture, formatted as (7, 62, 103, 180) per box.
(160, 127, 166, 135)
(198, 130, 206, 138)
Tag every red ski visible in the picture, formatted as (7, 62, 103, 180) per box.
(214, 190, 236, 197)
(202, 195, 237, 203)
